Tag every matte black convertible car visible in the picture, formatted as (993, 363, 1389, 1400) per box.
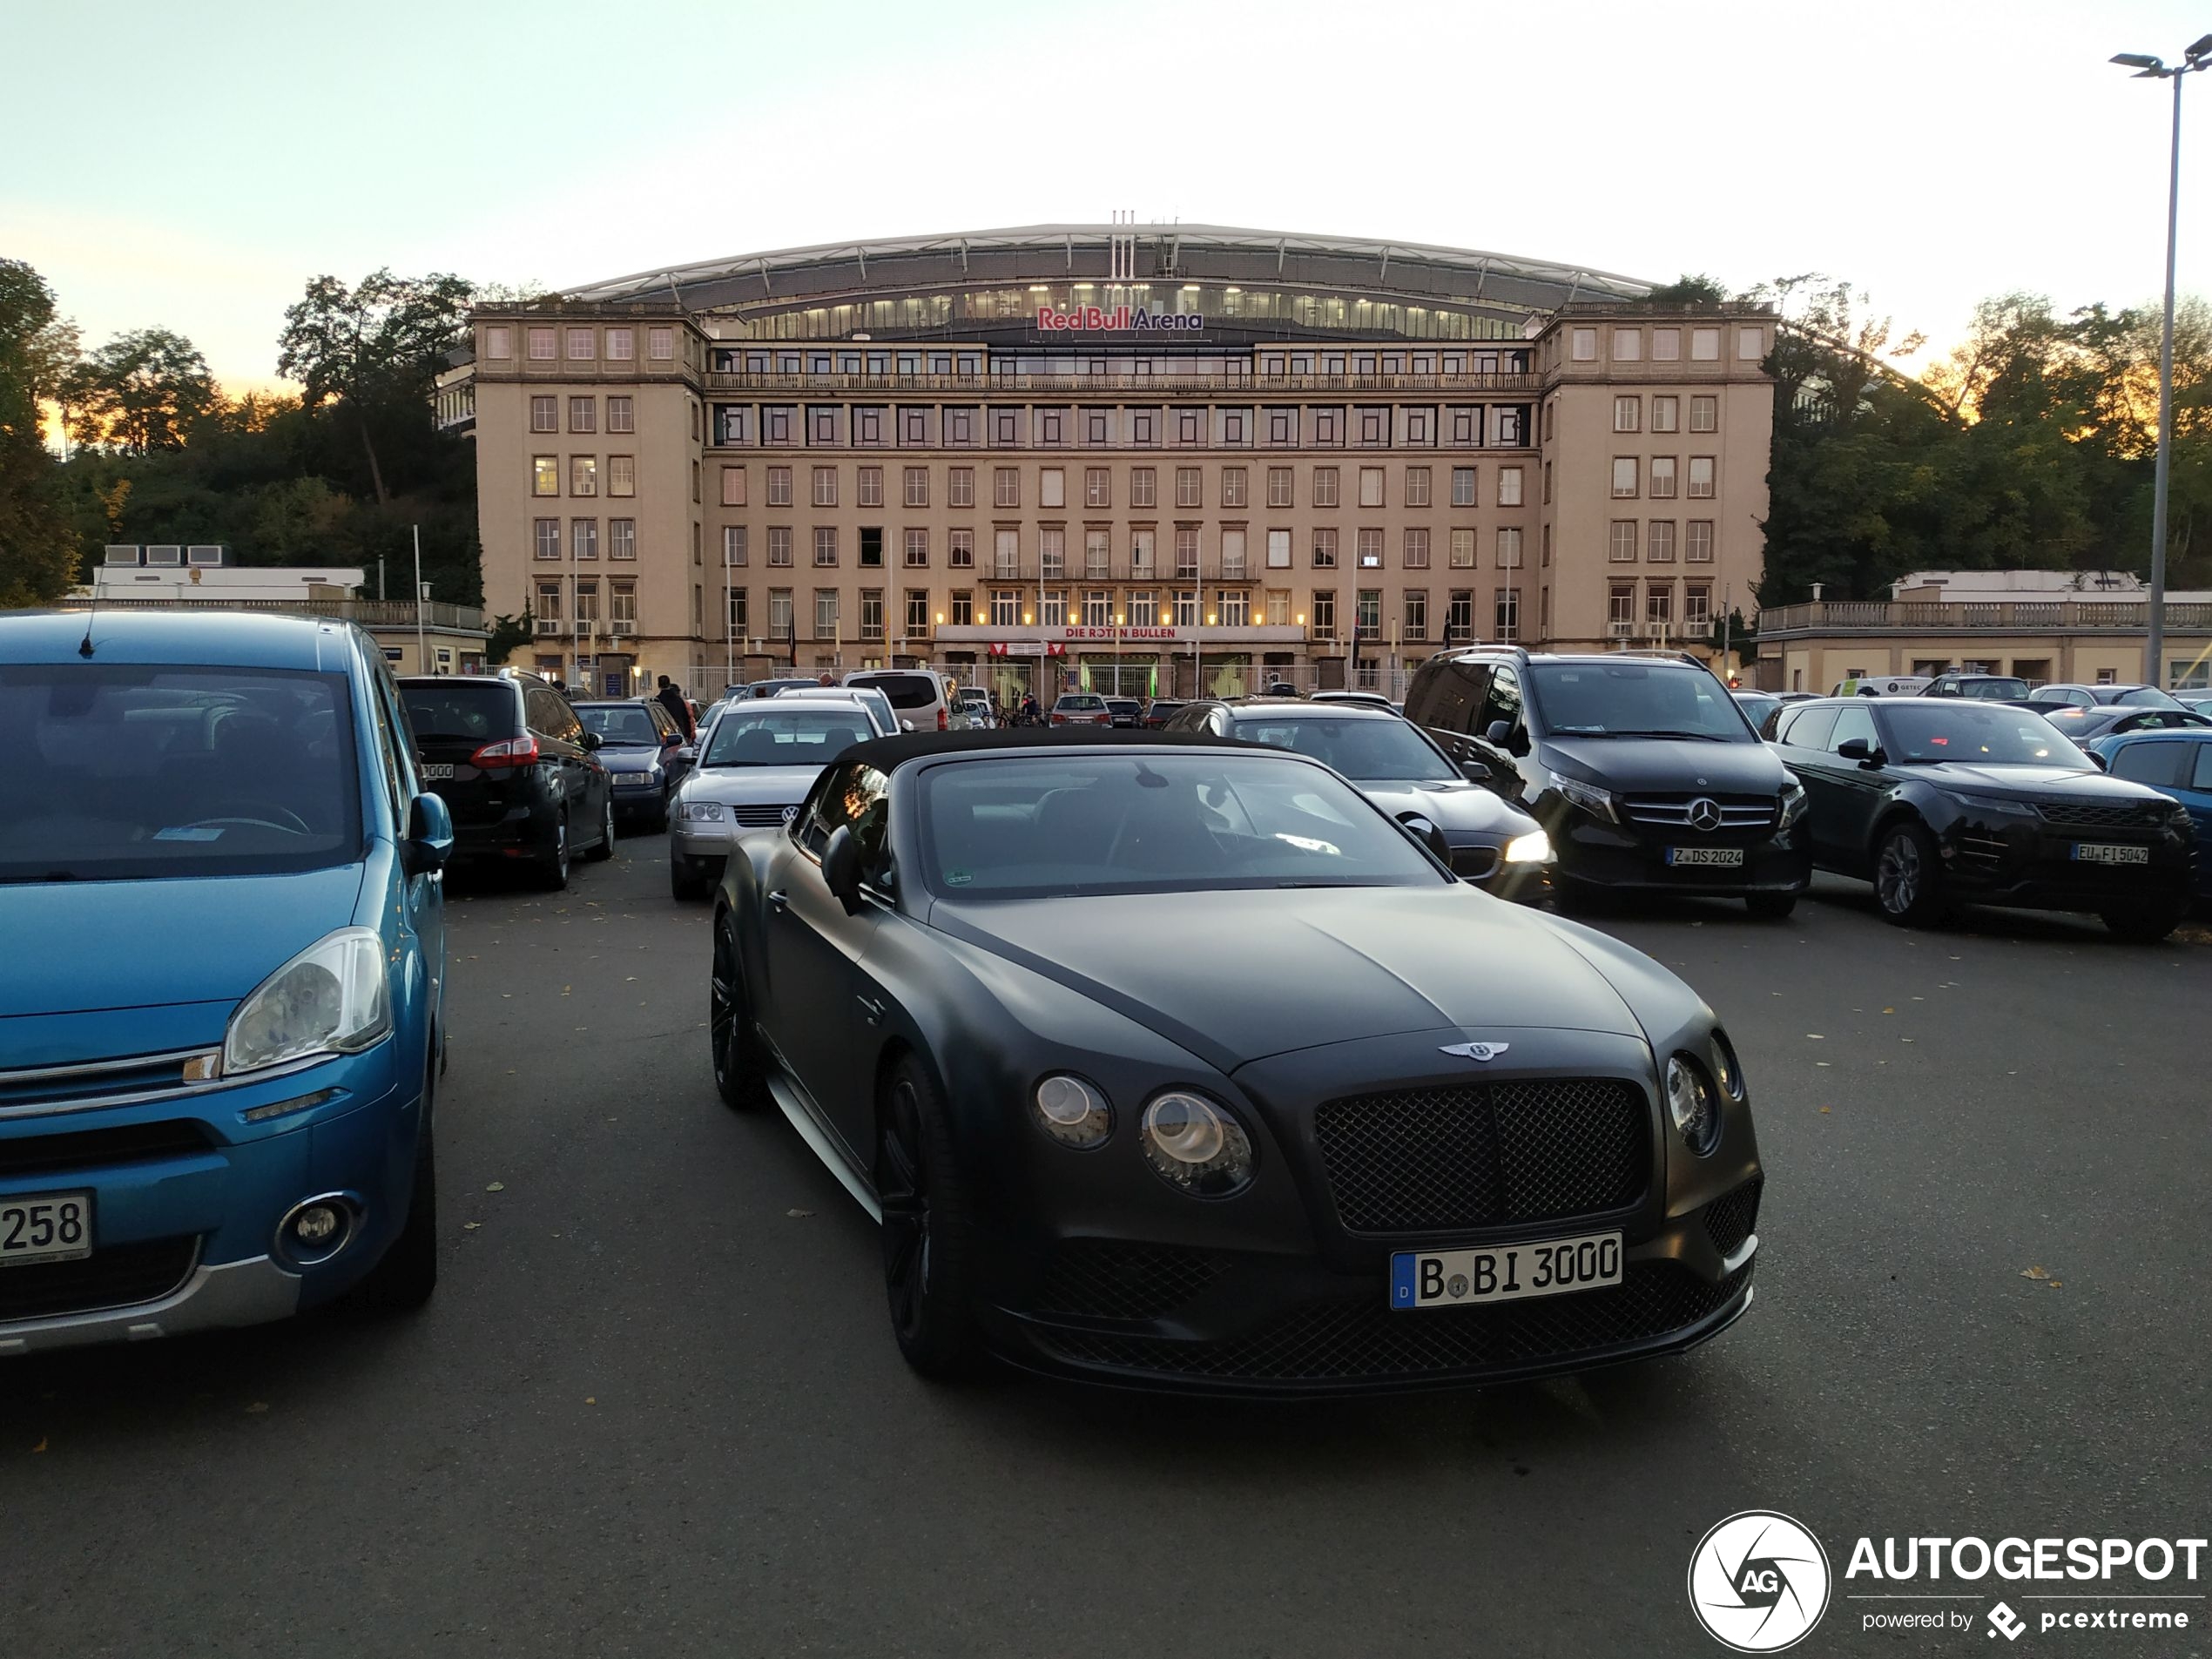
(707, 730, 1762, 1393)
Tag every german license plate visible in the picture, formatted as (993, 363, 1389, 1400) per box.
(421, 763, 455, 781)
(1666, 846, 1743, 867)
(2072, 843, 2148, 865)
(0, 1190, 92, 1266)
(1390, 1229, 1622, 1311)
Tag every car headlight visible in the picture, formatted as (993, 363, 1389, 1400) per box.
(1777, 782, 1808, 829)
(1711, 1030, 1747, 1104)
(1552, 774, 1617, 823)
(678, 800, 725, 821)
(1953, 792, 2036, 818)
(1665, 1054, 1721, 1156)
(1032, 1073, 1112, 1149)
(223, 927, 390, 1077)
(1501, 828, 1553, 864)
(1139, 1090, 1255, 1197)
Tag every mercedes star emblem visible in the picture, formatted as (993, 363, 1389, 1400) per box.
(1686, 797, 1723, 833)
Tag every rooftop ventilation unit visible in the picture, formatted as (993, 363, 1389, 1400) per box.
(144, 545, 183, 566)
(102, 545, 142, 566)
(186, 544, 226, 566)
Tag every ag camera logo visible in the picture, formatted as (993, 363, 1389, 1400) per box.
(1689, 1511, 1832, 1652)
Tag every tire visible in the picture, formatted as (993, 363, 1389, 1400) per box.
(708, 910, 766, 1110)
(535, 811, 570, 891)
(875, 1054, 981, 1380)
(584, 790, 615, 861)
(1744, 891, 1797, 920)
(1872, 821, 1945, 927)
(349, 1056, 439, 1312)
(671, 854, 706, 902)
(2101, 903, 2185, 943)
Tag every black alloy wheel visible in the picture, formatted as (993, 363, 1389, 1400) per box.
(585, 789, 616, 861)
(708, 913, 765, 1110)
(876, 1055, 979, 1379)
(1873, 821, 1944, 927)
(536, 811, 570, 891)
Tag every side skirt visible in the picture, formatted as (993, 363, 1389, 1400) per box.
(761, 1071, 882, 1224)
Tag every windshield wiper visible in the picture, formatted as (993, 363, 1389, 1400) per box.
(1604, 729, 1734, 742)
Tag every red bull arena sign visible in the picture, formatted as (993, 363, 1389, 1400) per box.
(1035, 304, 1204, 333)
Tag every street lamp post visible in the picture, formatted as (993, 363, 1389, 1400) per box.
(2112, 36, 2212, 685)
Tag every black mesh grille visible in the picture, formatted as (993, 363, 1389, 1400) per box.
(0, 1121, 212, 1180)
(2034, 800, 2167, 829)
(0, 1237, 199, 1322)
(1035, 1242, 1228, 1321)
(1703, 1177, 1763, 1258)
(1314, 1079, 1648, 1233)
(1035, 1263, 1749, 1383)
(1449, 846, 1501, 881)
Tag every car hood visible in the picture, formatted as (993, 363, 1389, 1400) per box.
(595, 741, 664, 761)
(930, 886, 1648, 1072)
(1911, 763, 2161, 800)
(0, 863, 368, 1021)
(1350, 778, 1537, 837)
(1546, 736, 1782, 793)
(681, 765, 828, 804)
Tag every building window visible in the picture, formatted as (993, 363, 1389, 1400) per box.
(613, 579, 638, 629)
(1497, 466, 1522, 507)
(1266, 466, 1292, 508)
(726, 584, 746, 633)
(1219, 590, 1249, 626)
(1312, 528, 1339, 569)
(722, 525, 747, 567)
(1313, 466, 1339, 508)
(1688, 456, 1716, 499)
(904, 590, 929, 635)
(813, 526, 838, 566)
(1130, 466, 1156, 508)
(1222, 467, 1247, 508)
(1270, 409, 1294, 445)
(765, 407, 792, 444)
(649, 327, 673, 361)
(768, 589, 793, 640)
(1040, 410, 1063, 446)
(855, 408, 883, 446)
(1610, 457, 1638, 498)
(532, 455, 558, 496)
(1358, 467, 1384, 507)
(569, 396, 596, 434)
(1130, 410, 1157, 446)
(483, 325, 511, 359)
(1651, 395, 1678, 434)
(1176, 467, 1202, 508)
(1687, 521, 1715, 563)
(1039, 528, 1065, 580)
(1571, 327, 1598, 361)
(809, 408, 837, 447)
(529, 395, 556, 433)
(1359, 408, 1386, 445)
(569, 456, 597, 496)
(904, 528, 929, 567)
(1449, 527, 1476, 568)
(901, 408, 928, 444)
(1405, 408, 1433, 445)
(691, 459, 700, 503)
(1686, 584, 1712, 628)
(814, 589, 840, 640)
(1689, 395, 1717, 434)
(1402, 528, 1430, 569)
(859, 589, 884, 641)
(1220, 529, 1247, 580)
(722, 465, 746, 507)
(608, 455, 635, 497)
(1497, 527, 1522, 569)
(1613, 395, 1640, 434)
(1357, 528, 1384, 569)
(1177, 411, 1201, 444)
(526, 327, 556, 361)
(1541, 524, 1552, 567)
(1356, 589, 1381, 636)
(1222, 410, 1248, 447)
(950, 590, 974, 626)
(533, 517, 560, 560)
(949, 529, 974, 568)
(1080, 589, 1110, 627)
(768, 526, 793, 567)
(1646, 583, 1674, 628)
(1404, 466, 1431, 508)
(1608, 583, 1635, 634)
(1652, 328, 1681, 362)
(1612, 328, 1642, 363)
(1083, 529, 1109, 577)
(1496, 408, 1525, 445)
(1648, 521, 1676, 563)
(1608, 521, 1638, 562)
(766, 466, 792, 506)
(1399, 590, 1427, 642)
(1039, 589, 1066, 627)
(1649, 455, 1677, 499)
(812, 466, 837, 507)
(1041, 467, 1066, 509)
(1085, 410, 1109, 446)
(1542, 461, 1553, 504)
(1266, 529, 1291, 569)
(571, 518, 598, 561)
(993, 529, 1020, 578)
(1312, 590, 1337, 638)
(1737, 327, 1765, 361)
(1174, 528, 1200, 579)
(603, 327, 632, 362)
(990, 589, 1018, 626)
(994, 467, 1020, 508)
(1690, 327, 1721, 362)
(948, 466, 973, 507)
(610, 519, 637, 561)
(1130, 529, 1155, 577)
(946, 408, 974, 446)
(858, 466, 883, 508)
(565, 327, 594, 361)
(536, 581, 563, 622)
(1495, 586, 1521, 641)
(1314, 408, 1340, 445)
(1450, 467, 1476, 507)
(1173, 590, 1198, 628)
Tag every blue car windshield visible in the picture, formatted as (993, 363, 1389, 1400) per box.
(0, 664, 363, 883)
(915, 753, 1447, 899)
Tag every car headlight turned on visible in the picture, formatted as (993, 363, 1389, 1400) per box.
(1665, 1053, 1721, 1156)
(677, 800, 725, 821)
(1710, 1029, 1748, 1105)
(1140, 1090, 1255, 1197)
(1502, 828, 1553, 864)
(1552, 774, 1617, 823)
(1032, 1073, 1112, 1149)
(223, 927, 390, 1077)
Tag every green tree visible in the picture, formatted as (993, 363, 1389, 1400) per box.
(1643, 273, 1732, 307)
(63, 327, 216, 455)
(0, 258, 78, 604)
(277, 269, 472, 505)
(485, 605, 533, 664)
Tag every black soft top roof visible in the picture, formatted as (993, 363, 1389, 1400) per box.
(843, 727, 1257, 772)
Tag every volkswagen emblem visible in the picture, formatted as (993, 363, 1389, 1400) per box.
(780, 804, 799, 824)
(1686, 797, 1723, 833)
(1440, 1042, 1509, 1062)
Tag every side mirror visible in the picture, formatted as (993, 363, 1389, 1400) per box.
(675, 745, 696, 763)
(1836, 738, 1882, 765)
(401, 791, 454, 876)
(1399, 813, 1453, 867)
(1485, 719, 1513, 745)
(579, 729, 604, 751)
(820, 824, 863, 912)
(900, 717, 917, 732)
(1460, 758, 1492, 783)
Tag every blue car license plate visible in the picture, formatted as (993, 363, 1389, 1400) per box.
(1390, 1229, 1622, 1311)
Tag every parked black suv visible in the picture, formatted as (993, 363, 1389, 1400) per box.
(398, 671, 615, 888)
(1402, 647, 1811, 914)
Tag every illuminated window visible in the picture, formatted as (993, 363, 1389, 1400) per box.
(569, 456, 596, 496)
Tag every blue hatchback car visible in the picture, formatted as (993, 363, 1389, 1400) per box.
(0, 610, 452, 1354)
(2089, 727, 2212, 900)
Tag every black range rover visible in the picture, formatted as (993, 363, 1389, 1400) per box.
(1403, 648, 1811, 914)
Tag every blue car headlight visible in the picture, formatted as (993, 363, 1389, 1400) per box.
(223, 927, 391, 1077)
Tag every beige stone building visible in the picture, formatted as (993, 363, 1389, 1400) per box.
(447, 226, 1776, 703)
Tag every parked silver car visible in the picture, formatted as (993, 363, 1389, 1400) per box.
(667, 703, 885, 900)
(772, 684, 900, 733)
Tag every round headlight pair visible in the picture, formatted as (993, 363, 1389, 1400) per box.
(1139, 1091, 1255, 1197)
(1666, 1055, 1723, 1156)
(1032, 1074, 1111, 1149)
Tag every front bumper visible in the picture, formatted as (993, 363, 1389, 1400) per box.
(1934, 816, 2192, 913)
(0, 1253, 300, 1356)
(609, 775, 665, 816)
(1552, 813, 1811, 896)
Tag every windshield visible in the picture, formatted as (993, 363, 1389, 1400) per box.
(1877, 704, 2092, 769)
(918, 753, 1443, 900)
(703, 707, 876, 766)
(1234, 715, 1455, 781)
(575, 704, 663, 745)
(400, 680, 519, 741)
(0, 664, 363, 883)
(2115, 686, 2184, 708)
(1953, 678, 2030, 699)
(847, 672, 939, 711)
(1527, 663, 1753, 740)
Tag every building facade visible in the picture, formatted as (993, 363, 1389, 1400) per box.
(455, 226, 1776, 701)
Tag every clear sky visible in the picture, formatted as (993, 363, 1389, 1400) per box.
(9, 0, 2211, 388)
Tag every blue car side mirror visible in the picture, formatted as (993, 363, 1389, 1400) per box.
(402, 791, 455, 876)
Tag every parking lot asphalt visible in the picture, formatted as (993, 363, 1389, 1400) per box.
(3, 842, 2208, 1658)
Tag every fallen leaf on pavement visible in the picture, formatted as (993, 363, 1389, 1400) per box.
(787, 1208, 814, 1218)
(462, 1221, 482, 1231)
(1818, 1106, 1831, 1114)
(246, 1402, 269, 1414)
(30, 1436, 46, 1453)
(485, 1181, 505, 1192)
(2020, 1265, 2050, 1280)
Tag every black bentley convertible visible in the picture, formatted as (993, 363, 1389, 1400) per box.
(707, 730, 1762, 1393)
